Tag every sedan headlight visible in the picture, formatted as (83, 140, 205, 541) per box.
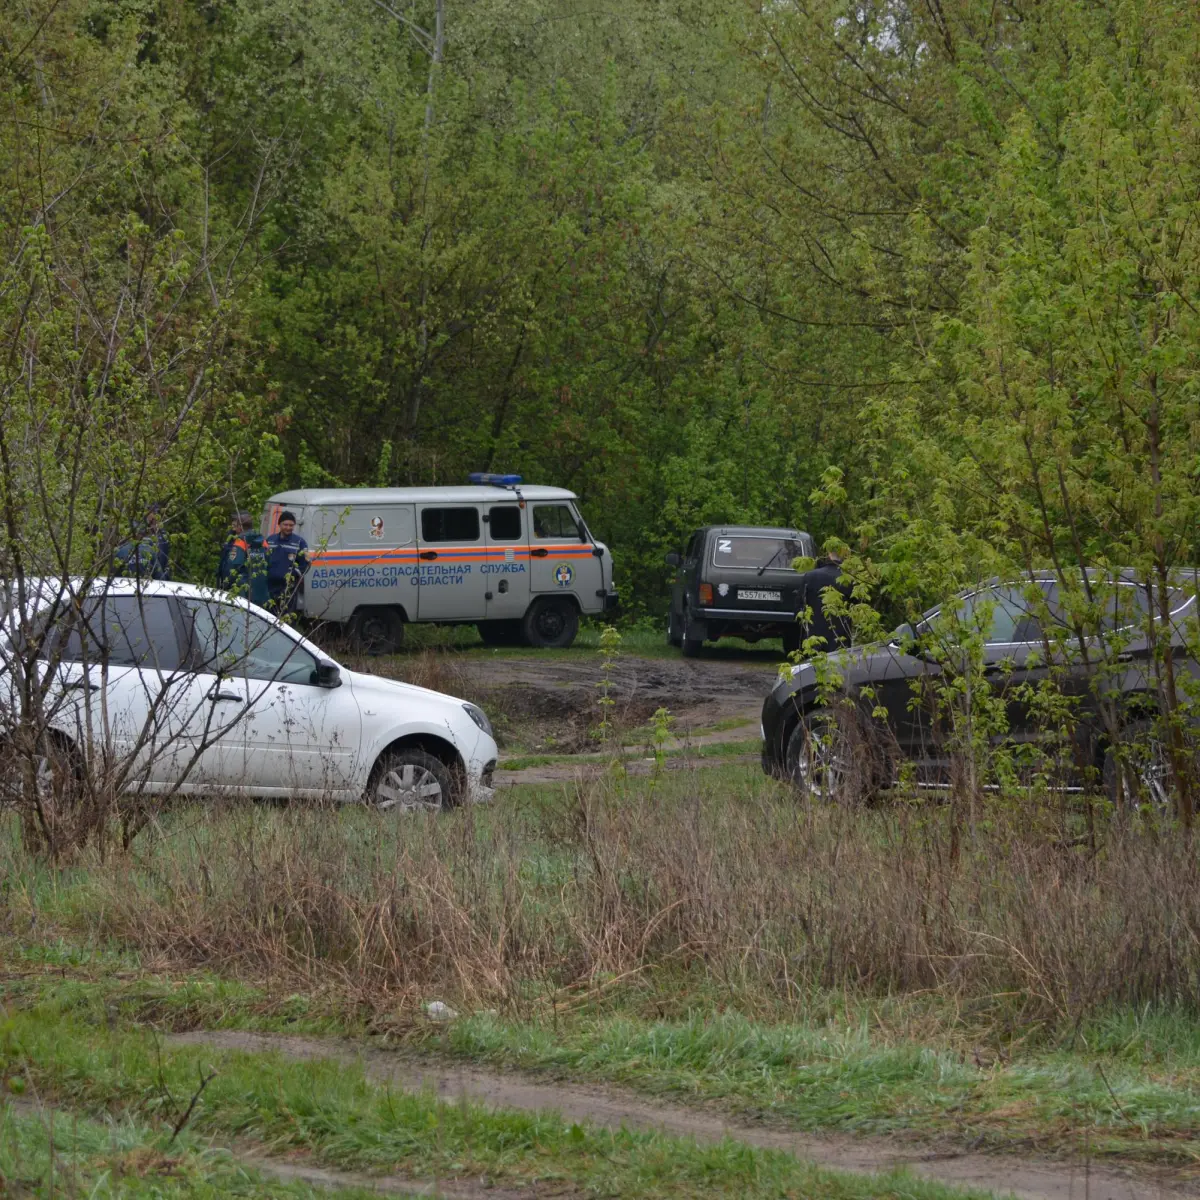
(463, 703, 493, 736)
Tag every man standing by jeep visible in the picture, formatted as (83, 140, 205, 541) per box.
(264, 510, 309, 614)
(795, 551, 853, 652)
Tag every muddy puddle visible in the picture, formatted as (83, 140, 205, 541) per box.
(169, 1030, 1196, 1200)
(362, 649, 776, 765)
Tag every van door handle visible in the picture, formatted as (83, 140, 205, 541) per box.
(530, 548, 548, 558)
(592, 547, 604, 557)
(209, 689, 244, 703)
(419, 551, 437, 560)
(65, 680, 100, 693)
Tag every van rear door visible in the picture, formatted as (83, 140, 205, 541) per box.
(482, 502, 530, 620)
(307, 504, 415, 623)
(415, 504, 485, 620)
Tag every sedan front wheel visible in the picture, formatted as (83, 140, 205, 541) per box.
(784, 714, 853, 803)
(368, 749, 456, 814)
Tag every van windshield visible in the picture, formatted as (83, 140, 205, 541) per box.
(712, 536, 806, 572)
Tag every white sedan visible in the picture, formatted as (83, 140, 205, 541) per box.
(1, 579, 497, 811)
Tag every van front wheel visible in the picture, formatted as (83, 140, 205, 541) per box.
(523, 598, 579, 649)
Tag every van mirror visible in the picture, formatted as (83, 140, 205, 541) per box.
(665, 551, 682, 569)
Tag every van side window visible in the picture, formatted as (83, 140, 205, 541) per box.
(532, 505, 579, 540)
(421, 507, 480, 543)
(488, 506, 522, 542)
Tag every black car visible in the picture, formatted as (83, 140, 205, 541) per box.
(761, 573, 1200, 805)
(666, 526, 814, 656)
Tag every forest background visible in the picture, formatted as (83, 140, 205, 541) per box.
(4, 0, 1200, 619)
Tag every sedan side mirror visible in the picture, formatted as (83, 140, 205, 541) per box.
(313, 660, 342, 689)
(665, 551, 682, 568)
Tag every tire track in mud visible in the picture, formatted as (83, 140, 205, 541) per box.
(169, 1030, 1195, 1200)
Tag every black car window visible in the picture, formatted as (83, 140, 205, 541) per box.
(532, 504, 580, 540)
(488, 505, 522, 543)
(948, 587, 1044, 645)
(1042, 581, 1192, 633)
(421, 507, 480, 543)
(182, 600, 317, 685)
(712, 536, 805, 571)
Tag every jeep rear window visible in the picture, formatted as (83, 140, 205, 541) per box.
(712, 536, 806, 571)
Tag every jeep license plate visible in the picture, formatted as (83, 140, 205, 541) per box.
(738, 589, 781, 602)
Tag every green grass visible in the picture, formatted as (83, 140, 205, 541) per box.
(0, 1096, 391, 1197)
(442, 1010, 1200, 1164)
(0, 1007, 995, 1200)
(7, 950, 1200, 1167)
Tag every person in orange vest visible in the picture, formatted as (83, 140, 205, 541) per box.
(217, 511, 270, 607)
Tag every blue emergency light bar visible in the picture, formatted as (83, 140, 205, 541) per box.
(468, 472, 523, 486)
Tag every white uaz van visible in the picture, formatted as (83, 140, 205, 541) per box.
(263, 477, 617, 652)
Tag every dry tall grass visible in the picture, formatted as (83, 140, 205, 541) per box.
(9, 771, 1195, 1028)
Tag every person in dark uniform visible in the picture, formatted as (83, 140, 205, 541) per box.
(796, 551, 853, 651)
(115, 506, 170, 581)
(263, 510, 309, 613)
(218, 511, 270, 607)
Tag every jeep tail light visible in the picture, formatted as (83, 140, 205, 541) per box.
(699, 583, 714, 606)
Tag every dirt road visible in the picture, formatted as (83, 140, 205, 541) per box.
(456, 652, 777, 770)
(170, 1031, 1195, 1200)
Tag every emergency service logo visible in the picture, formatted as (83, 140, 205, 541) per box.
(554, 563, 573, 587)
(369, 515, 384, 539)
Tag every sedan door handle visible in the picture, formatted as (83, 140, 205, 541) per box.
(209, 689, 244, 703)
(419, 551, 437, 560)
(530, 548, 548, 558)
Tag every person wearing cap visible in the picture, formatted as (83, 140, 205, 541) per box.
(264, 510, 309, 613)
(218, 511, 270, 607)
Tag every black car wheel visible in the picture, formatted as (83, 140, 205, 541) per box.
(523, 597, 579, 649)
(667, 606, 683, 648)
(681, 609, 704, 658)
(784, 713, 855, 803)
(347, 607, 404, 655)
(367, 749, 457, 813)
(1103, 721, 1174, 815)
